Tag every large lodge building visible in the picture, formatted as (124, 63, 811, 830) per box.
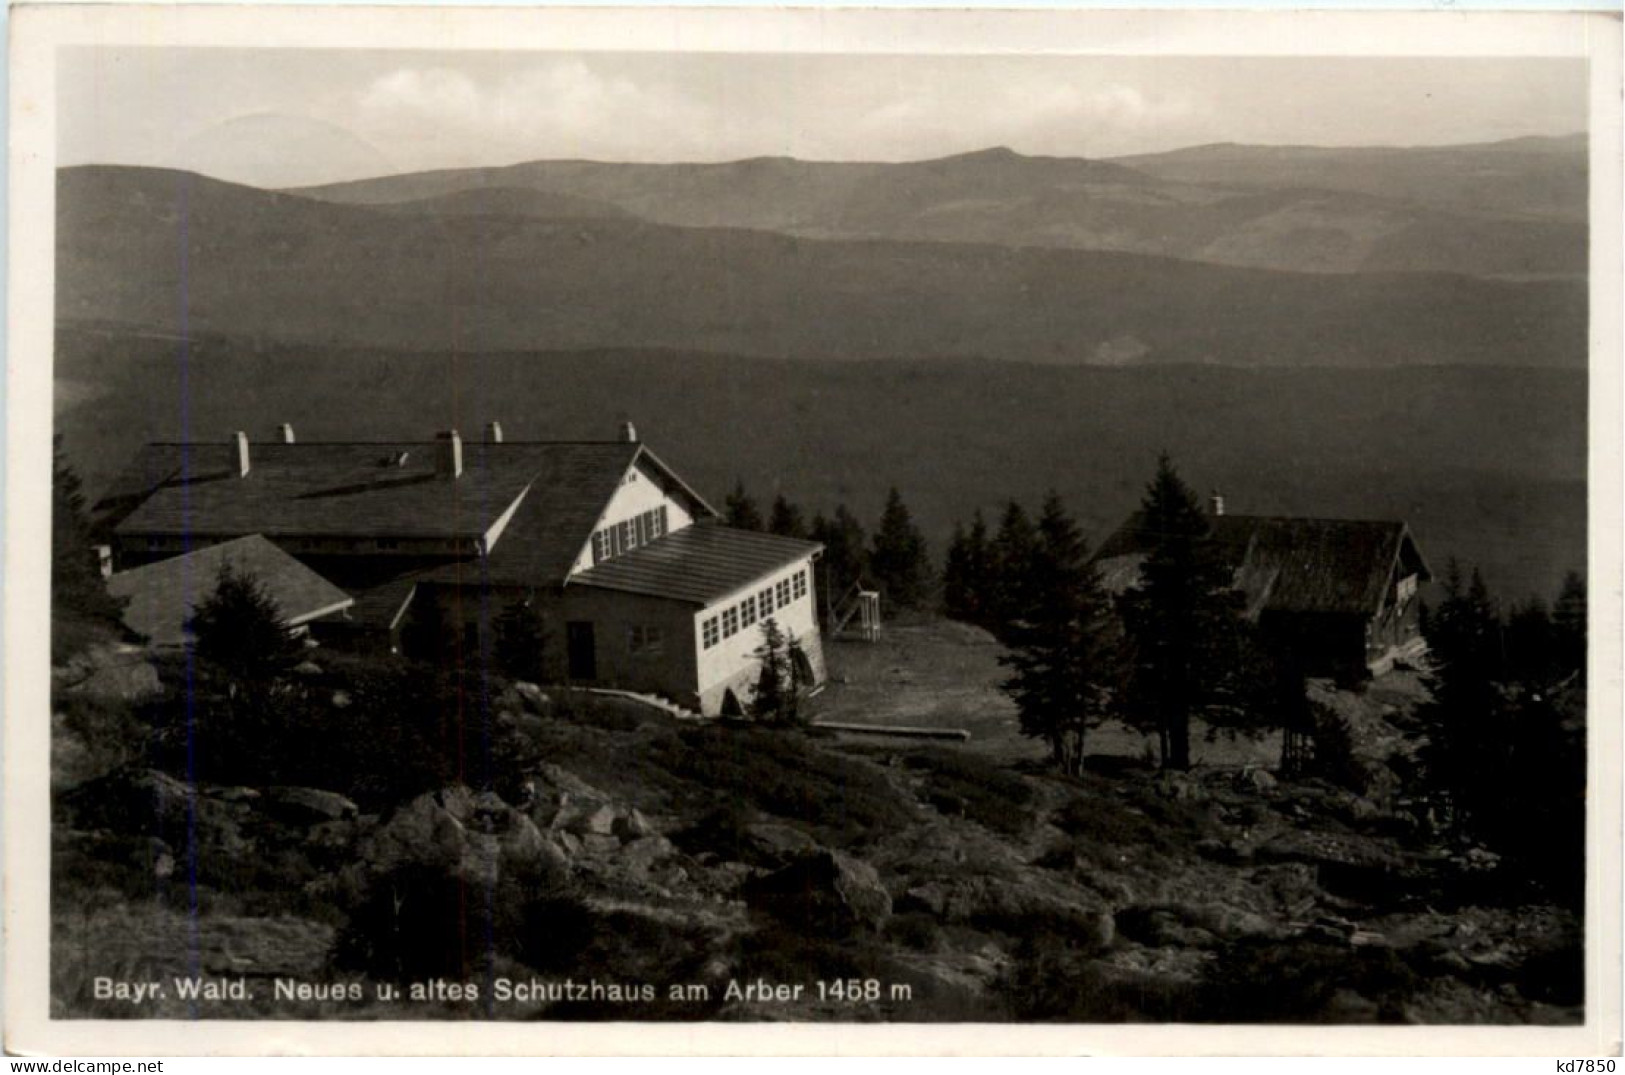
(92, 422, 824, 716)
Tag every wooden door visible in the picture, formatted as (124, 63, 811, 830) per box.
(566, 621, 597, 681)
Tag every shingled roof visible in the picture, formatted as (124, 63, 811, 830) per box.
(1093, 512, 1431, 618)
(105, 534, 352, 647)
(570, 524, 822, 605)
(96, 438, 716, 587)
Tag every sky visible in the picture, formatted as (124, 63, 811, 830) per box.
(57, 48, 1589, 188)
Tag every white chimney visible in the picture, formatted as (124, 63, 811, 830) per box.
(619, 420, 638, 443)
(485, 421, 504, 444)
(94, 544, 113, 579)
(232, 431, 251, 477)
(1209, 492, 1225, 517)
(436, 430, 463, 479)
(277, 423, 296, 444)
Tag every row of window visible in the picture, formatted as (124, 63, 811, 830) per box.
(700, 568, 810, 650)
(590, 506, 669, 565)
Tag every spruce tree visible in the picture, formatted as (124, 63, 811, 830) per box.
(768, 494, 808, 539)
(724, 480, 764, 531)
(494, 598, 549, 684)
(943, 510, 995, 625)
(186, 562, 306, 694)
(810, 505, 869, 619)
(52, 434, 126, 660)
(1415, 562, 1508, 830)
(869, 487, 932, 610)
(1119, 454, 1243, 771)
(988, 500, 1039, 638)
(998, 492, 1120, 776)
(1552, 571, 1587, 683)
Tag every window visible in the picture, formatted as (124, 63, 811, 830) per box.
(776, 578, 792, 607)
(759, 586, 775, 615)
(722, 606, 741, 638)
(375, 538, 402, 551)
(628, 625, 665, 657)
(741, 595, 758, 627)
(793, 570, 808, 600)
(592, 506, 671, 566)
(702, 617, 720, 649)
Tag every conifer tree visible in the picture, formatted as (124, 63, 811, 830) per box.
(724, 480, 764, 531)
(810, 505, 869, 619)
(186, 562, 306, 694)
(999, 492, 1121, 776)
(1552, 570, 1587, 683)
(869, 487, 932, 610)
(988, 500, 1039, 637)
(52, 435, 126, 660)
(1119, 454, 1243, 771)
(768, 494, 808, 539)
(494, 598, 549, 684)
(943, 510, 994, 624)
(750, 617, 807, 726)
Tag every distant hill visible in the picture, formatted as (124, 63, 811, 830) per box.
(55, 327, 1586, 603)
(57, 165, 1586, 368)
(288, 139, 1588, 278)
(1114, 135, 1588, 222)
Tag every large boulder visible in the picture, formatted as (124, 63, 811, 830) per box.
(55, 646, 161, 702)
(743, 849, 892, 938)
(361, 792, 467, 874)
(59, 767, 254, 858)
(262, 786, 359, 826)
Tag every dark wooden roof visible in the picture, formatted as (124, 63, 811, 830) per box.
(94, 438, 725, 588)
(1093, 512, 1431, 618)
(103, 440, 639, 543)
(105, 534, 352, 647)
(570, 524, 822, 606)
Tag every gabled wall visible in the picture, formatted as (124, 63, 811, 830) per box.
(566, 456, 699, 576)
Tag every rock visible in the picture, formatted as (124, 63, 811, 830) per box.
(620, 834, 676, 875)
(1236, 767, 1277, 794)
(499, 816, 570, 876)
(580, 833, 623, 858)
(514, 682, 550, 713)
(56, 647, 161, 702)
(1156, 773, 1207, 802)
(614, 808, 656, 842)
(744, 849, 893, 937)
(565, 803, 621, 837)
(62, 767, 196, 831)
(209, 786, 261, 804)
(739, 822, 821, 865)
(262, 786, 359, 825)
(471, 790, 512, 834)
(293, 660, 324, 677)
(330, 690, 353, 710)
(363, 793, 466, 872)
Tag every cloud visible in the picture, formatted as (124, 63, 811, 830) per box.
(350, 60, 722, 165)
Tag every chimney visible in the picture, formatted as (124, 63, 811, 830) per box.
(485, 421, 504, 444)
(435, 430, 463, 480)
(1209, 492, 1225, 517)
(94, 544, 113, 579)
(277, 423, 296, 444)
(619, 420, 638, 443)
(232, 431, 251, 477)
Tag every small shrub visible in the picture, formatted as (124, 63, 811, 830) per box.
(903, 748, 1036, 836)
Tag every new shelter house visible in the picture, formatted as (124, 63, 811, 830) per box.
(93, 422, 825, 716)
